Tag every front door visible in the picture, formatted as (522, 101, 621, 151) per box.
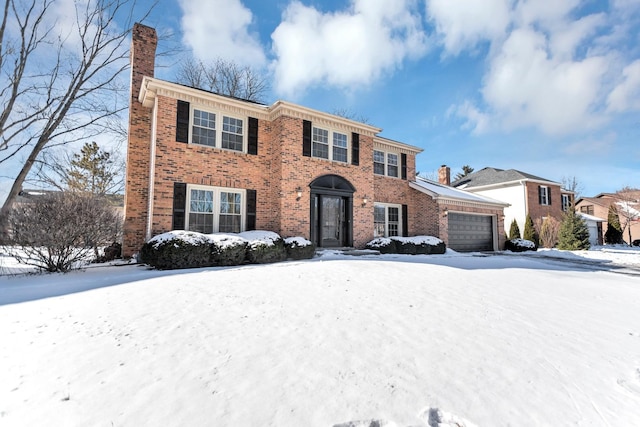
(313, 195, 348, 247)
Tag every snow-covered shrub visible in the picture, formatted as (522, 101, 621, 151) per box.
(366, 236, 445, 255)
(140, 231, 212, 270)
(504, 238, 537, 252)
(284, 237, 315, 260)
(209, 234, 248, 266)
(365, 237, 398, 254)
(240, 231, 287, 264)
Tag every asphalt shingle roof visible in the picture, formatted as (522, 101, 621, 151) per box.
(451, 167, 559, 189)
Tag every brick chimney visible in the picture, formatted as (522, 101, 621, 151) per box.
(438, 165, 451, 186)
(123, 23, 158, 258)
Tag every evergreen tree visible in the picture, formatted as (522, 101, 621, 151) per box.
(509, 219, 521, 240)
(523, 214, 539, 247)
(557, 210, 590, 250)
(454, 165, 474, 181)
(604, 204, 624, 244)
(66, 142, 117, 195)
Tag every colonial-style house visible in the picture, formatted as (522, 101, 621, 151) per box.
(123, 24, 506, 257)
(450, 167, 574, 236)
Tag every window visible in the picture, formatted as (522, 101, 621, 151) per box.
(192, 109, 216, 147)
(374, 203, 402, 237)
(222, 116, 243, 151)
(186, 185, 244, 233)
(191, 107, 244, 152)
(373, 150, 401, 178)
(539, 186, 550, 205)
(561, 194, 571, 212)
(373, 150, 385, 175)
(387, 153, 398, 178)
(580, 205, 594, 215)
(312, 126, 348, 163)
(333, 132, 348, 162)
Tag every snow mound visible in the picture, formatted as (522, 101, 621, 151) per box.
(147, 230, 210, 248)
(284, 236, 312, 247)
(205, 233, 248, 248)
(510, 238, 536, 249)
(239, 230, 281, 247)
(367, 236, 443, 248)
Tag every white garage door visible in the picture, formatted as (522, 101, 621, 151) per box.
(448, 213, 494, 252)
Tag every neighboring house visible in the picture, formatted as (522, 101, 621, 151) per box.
(576, 192, 640, 244)
(578, 213, 605, 246)
(450, 167, 574, 237)
(123, 24, 506, 256)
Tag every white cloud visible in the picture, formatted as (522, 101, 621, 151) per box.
(426, 0, 511, 55)
(271, 0, 428, 98)
(607, 59, 640, 112)
(179, 0, 266, 67)
(431, 0, 632, 136)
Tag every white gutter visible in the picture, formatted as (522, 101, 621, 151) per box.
(145, 96, 158, 241)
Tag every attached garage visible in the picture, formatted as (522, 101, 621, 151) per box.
(447, 212, 494, 252)
(409, 178, 509, 252)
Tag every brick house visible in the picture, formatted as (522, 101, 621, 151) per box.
(123, 24, 506, 256)
(576, 192, 640, 244)
(451, 167, 574, 237)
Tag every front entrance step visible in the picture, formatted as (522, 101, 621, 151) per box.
(315, 248, 380, 257)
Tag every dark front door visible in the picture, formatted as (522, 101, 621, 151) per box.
(320, 195, 346, 247)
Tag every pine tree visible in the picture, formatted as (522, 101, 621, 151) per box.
(509, 219, 521, 240)
(557, 210, 590, 250)
(66, 142, 117, 195)
(604, 204, 624, 244)
(523, 214, 539, 247)
(454, 165, 474, 181)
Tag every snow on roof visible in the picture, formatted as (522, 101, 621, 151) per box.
(578, 212, 606, 222)
(410, 177, 510, 207)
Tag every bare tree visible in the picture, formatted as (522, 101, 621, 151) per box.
(176, 57, 269, 103)
(614, 186, 640, 244)
(561, 175, 584, 200)
(6, 191, 122, 272)
(0, 0, 152, 236)
(331, 107, 370, 124)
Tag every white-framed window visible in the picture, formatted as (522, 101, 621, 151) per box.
(312, 126, 348, 163)
(539, 186, 550, 205)
(373, 150, 400, 178)
(191, 106, 245, 152)
(374, 203, 402, 237)
(561, 194, 571, 212)
(186, 184, 245, 233)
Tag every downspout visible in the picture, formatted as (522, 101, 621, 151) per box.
(145, 96, 158, 241)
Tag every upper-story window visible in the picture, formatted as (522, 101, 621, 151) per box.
(312, 126, 348, 163)
(561, 194, 571, 212)
(539, 185, 551, 205)
(580, 205, 594, 215)
(374, 150, 400, 178)
(191, 107, 244, 152)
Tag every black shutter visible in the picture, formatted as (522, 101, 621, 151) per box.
(176, 100, 190, 143)
(351, 133, 360, 166)
(538, 186, 543, 205)
(246, 189, 257, 231)
(302, 120, 312, 157)
(402, 204, 409, 237)
(172, 182, 187, 230)
(548, 187, 552, 205)
(248, 117, 258, 155)
(401, 153, 407, 180)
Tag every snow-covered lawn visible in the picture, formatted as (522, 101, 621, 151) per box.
(1, 247, 640, 426)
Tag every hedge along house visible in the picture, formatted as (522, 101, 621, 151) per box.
(123, 24, 506, 256)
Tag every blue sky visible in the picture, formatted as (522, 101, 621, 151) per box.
(4, 0, 639, 203)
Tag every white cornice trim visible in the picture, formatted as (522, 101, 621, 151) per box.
(374, 137, 423, 155)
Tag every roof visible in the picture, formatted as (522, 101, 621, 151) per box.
(452, 167, 562, 189)
(410, 177, 510, 207)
